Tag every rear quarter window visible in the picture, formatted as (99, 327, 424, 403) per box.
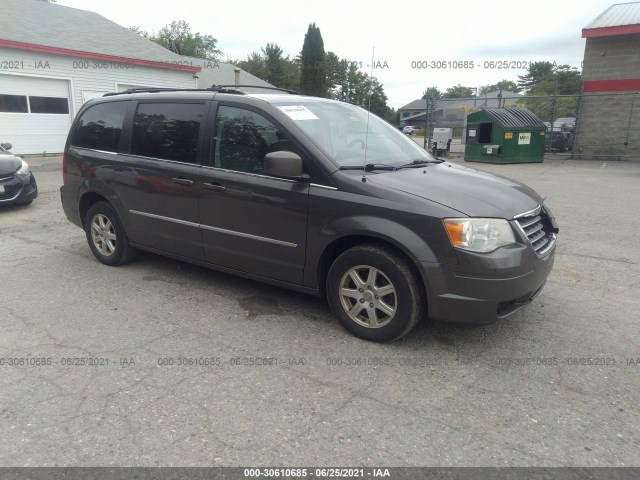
(72, 101, 128, 152)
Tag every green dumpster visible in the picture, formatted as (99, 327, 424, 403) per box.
(464, 108, 546, 163)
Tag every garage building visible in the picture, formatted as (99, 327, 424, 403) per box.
(0, 0, 202, 155)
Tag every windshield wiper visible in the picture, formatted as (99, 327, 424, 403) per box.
(397, 159, 444, 169)
(339, 163, 398, 172)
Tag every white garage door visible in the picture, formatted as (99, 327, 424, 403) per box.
(0, 74, 72, 154)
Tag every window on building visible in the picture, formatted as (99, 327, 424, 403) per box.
(73, 101, 128, 152)
(0, 94, 28, 113)
(131, 103, 204, 163)
(29, 96, 69, 114)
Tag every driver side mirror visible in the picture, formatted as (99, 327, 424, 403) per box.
(1, 143, 12, 151)
(264, 151, 309, 181)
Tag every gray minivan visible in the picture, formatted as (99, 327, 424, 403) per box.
(60, 88, 558, 342)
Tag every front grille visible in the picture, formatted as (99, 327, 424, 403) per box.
(514, 205, 556, 256)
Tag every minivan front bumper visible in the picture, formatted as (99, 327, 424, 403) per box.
(420, 243, 556, 324)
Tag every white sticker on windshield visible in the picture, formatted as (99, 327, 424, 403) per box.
(277, 105, 319, 120)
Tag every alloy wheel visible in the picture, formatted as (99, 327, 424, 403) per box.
(90, 213, 117, 257)
(339, 265, 397, 328)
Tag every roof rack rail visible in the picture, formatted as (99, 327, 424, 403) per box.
(102, 87, 245, 97)
(213, 84, 300, 95)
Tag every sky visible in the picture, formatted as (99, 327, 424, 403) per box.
(57, 0, 615, 109)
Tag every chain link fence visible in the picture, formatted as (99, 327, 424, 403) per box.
(403, 92, 639, 159)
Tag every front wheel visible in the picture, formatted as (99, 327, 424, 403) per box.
(84, 201, 137, 266)
(326, 244, 425, 342)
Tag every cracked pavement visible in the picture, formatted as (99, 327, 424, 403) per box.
(1, 155, 639, 466)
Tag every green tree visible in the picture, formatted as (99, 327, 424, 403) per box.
(299, 23, 327, 97)
(551, 65, 582, 95)
(443, 84, 474, 98)
(517, 61, 555, 92)
(261, 43, 287, 86)
(234, 52, 268, 82)
(129, 26, 149, 38)
(519, 64, 582, 121)
(263, 44, 300, 91)
(422, 87, 441, 99)
(233, 44, 300, 91)
(479, 80, 520, 94)
(153, 20, 221, 59)
(326, 51, 348, 100)
(366, 78, 391, 119)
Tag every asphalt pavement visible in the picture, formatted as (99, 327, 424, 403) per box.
(1, 154, 639, 467)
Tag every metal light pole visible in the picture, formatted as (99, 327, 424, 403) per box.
(423, 90, 430, 149)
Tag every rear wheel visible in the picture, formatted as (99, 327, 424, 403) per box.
(326, 244, 425, 342)
(85, 201, 137, 266)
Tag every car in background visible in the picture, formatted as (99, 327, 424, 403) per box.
(0, 142, 38, 206)
(544, 118, 576, 152)
(544, 123, 569, 151)
(402, 125, 418, 135)
(555, 117, 576, 151)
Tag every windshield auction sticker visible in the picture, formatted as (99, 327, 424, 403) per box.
(277, 105, 319, 120)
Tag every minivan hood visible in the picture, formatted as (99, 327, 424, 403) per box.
(366, 162, 542, 218)
(0, 153, 21, 176)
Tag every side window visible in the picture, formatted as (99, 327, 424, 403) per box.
(131, 103, 204, 163)
(212, 105, 300, 174)
(73, 101, 128, 151)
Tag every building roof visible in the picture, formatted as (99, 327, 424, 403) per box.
(400, 99, 429, 111)
(0, 0, 199, 72)
(181, 57, 275, 92)
(400, 90, 523, 111)
(401, 91, 524, 122)
(583, 2, 640, 38)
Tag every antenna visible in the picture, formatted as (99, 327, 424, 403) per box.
(362, 46, 375, 183)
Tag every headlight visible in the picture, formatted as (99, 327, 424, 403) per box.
(15, 159, 30, 178)
(443, 218, 516, 253)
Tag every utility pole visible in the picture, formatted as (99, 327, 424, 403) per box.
(549, 79, 558, 153)
(423, 95, 435, 153)
(423, 90, 430, 149)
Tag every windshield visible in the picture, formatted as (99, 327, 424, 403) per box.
(274, 101, 436, 167)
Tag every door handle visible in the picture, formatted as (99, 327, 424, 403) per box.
(203, 182, 226, 192)
(172, 177, 194, 186)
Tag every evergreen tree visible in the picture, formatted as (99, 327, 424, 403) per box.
(232, 44, 300, 91)
(422, 87, 442, 100)
(300, 23, 327, 97)
(517, 61, 555, 92)
(443, 84, 474, 98)
(149, 20, 221, 59)
(479, 80, 520, 94)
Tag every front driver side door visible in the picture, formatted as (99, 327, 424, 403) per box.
(198, 104, 309, 285)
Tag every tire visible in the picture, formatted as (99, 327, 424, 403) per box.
(326, 244, 425, 342)
(84, 201, 137, 266)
